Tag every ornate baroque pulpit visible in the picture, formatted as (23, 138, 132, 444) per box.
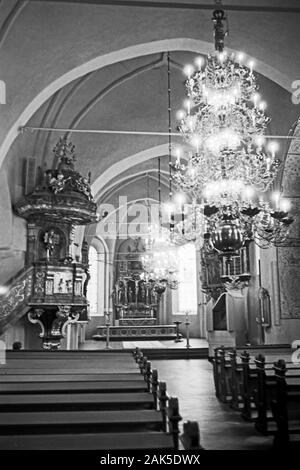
(13, 137, 99, 349)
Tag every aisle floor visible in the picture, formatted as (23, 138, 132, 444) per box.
(151, 359, 273, 451)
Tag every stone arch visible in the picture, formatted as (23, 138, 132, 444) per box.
(92, 143, 190, 200)
(0, 38, 289, 170)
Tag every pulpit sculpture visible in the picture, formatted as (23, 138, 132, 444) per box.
(10, 136, 102, 349)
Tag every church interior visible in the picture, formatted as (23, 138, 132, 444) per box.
(0, 0, 299, 453)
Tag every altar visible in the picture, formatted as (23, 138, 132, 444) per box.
(94, 238, 177, 340)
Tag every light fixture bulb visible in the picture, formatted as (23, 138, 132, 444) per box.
(194, 56, 204, 69)
(267, 141, 279, 155)
(183, 65, 194, 78)
(176, 110, 186, 120)
(279, 199, 291, 212)
(174, 193, 186, 206)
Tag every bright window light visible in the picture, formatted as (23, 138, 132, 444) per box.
(178, 243, 197, 314)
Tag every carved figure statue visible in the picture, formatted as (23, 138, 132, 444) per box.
(44, 230, 56, 260)
(49, 173, 65, 193)
(75, 176, 93, 200)
(58, 278, 64, 293)
(128, 286, 133, 303)
(65, 279, 72, 293)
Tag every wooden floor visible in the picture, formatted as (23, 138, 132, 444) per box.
(151, 359, 273, 450)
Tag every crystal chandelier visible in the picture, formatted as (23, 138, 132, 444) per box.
(171, 139, 280, 194)
(170, 3, 293, 254)
(141, 242, 179, 290)
(176, 52, 279, 190)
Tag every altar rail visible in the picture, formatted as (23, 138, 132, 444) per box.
(94, 324, 178, 340)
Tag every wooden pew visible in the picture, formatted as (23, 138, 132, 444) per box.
(0, 372, 144, 382)
(271, 360, 300, 447)
(211, 348, 299, 434)
(212, 347, 232, 403)
(253, 356, 300, 435)
(0, 348, 200, 451)
(0, 431, 175, 450)
(0, 392, 155, 412)
(0, 380, 148, 394)
(0, 409, 165, 434)
(0, 385, 195, 450)
(228, 350, 244, 411)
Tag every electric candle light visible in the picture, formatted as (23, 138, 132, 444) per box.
(183, 64, 194, 78)
(175, 147, 181, 165)
(191, 135, 201, 154)
(252, 92, 260, 107)
(279, 199, 291, 213)
(243, 186, 255, 200)
(184, 99, 191, 115)
(248, 60, 255, 72)
(259, 101, 267, 111)
(268, 141, 279, 159)
(174, 193, 186, 206)
(237, 52, 245, 64)
(176, 110, 185, 121)
(218, 51, 225, 64)
(195, 56, 204, 70)
(272, 191, 281, 210)
(254, 135, 265, 148)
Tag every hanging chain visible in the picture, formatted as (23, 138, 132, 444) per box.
(158, 155, 162, 228)
(212, 1, 228, 52)
(167, 52, 175, 236)
(167, 52, 172, 201)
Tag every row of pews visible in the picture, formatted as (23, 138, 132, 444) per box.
(0, 348, 200, 451)
(212, 346, 300, 447)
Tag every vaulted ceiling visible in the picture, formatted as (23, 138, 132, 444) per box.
(1, 0, 300, 210)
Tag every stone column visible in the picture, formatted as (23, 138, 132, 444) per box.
(276, 119, 300, 342)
